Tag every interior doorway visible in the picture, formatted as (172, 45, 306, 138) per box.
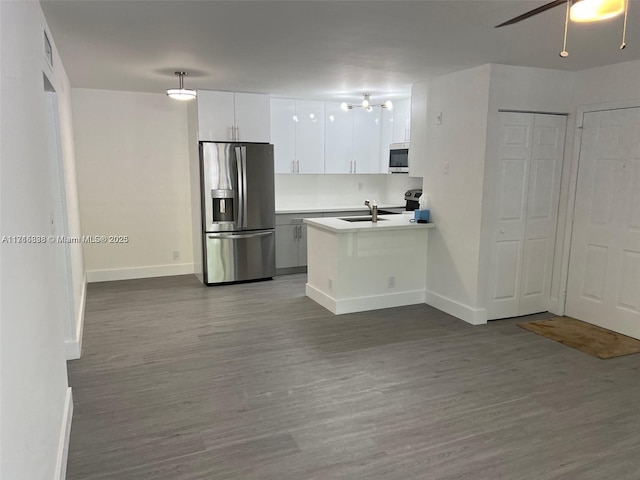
(486, 112, 567, 320)
(44, 74, 76, 351)
(565, 106, 640, 339)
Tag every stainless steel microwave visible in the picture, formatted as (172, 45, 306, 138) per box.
(388, 142, 409, 173)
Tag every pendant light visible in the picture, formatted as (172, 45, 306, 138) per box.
(166, 71, 197, 101)
(340, 93, 393, 112)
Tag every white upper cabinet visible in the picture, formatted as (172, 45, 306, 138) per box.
(352, 108, 381, 174)
(379, 107, 394, 173)
(234, 93, 271, 142)
(324, 102, 354, 174)
(392, 99, 411, 143)
(295, 100, 325, 174)
(270, 98, 296, 173)
(271, 97, 409, 174)
(271, 99, 324, 174)
(197, 90, 270, 143)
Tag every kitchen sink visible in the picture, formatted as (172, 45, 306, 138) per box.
(339, 217, 388, 222)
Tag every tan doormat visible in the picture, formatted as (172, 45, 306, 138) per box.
(518, 317, 640, 359)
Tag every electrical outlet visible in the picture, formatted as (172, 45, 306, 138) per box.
(172, 250, 180, 261)
(436, 112, 443, 125)
(442, 162, 449, 175)
(388, 276, 396, 288)
(328, 278, 333, 291)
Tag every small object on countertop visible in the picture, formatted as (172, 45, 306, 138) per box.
(413, 209, 430, 222)
(417, 219, 429, 224)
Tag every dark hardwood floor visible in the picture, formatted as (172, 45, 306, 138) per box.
(67, 274, 640, 479)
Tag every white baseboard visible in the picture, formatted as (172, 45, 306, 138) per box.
(87, 263, 194, 283)
(65, 275, 86, 360)
(425, 290, 487, 325)
(306, 284, 426, 315)
(55, 387, 73, 480)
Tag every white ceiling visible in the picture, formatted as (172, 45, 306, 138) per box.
(40, 0, 640, 102)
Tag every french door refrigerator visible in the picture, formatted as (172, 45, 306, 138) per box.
(192, 142, 275, 285)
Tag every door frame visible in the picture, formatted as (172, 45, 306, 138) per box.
(556, 99, 640, 317)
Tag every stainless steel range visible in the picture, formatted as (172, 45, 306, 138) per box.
(191, 142, 275, 285)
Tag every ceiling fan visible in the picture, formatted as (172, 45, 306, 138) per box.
(495, 0, 630, 56)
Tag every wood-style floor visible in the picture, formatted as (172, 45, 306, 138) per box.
(67, 274, 640, 479)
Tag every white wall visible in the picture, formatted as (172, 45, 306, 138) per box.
(1, 1, 77, 478)
(572, 59, 640, 107)
(72, 89, 193, 282)
(419, 65, 491, 322)
(275, 174, 421, 210)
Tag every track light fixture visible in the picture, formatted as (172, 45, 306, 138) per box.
(340, 93, 393, 112)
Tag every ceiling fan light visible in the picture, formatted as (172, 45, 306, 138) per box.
(570, 0, 624, 22)
(166, 88, 197, 100)
(340, 102, 350, 111)
(384, 100, 394, 110)
(361, 93, 370, 108)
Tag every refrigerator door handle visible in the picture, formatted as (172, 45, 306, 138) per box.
(235, 147, 244, 228)
(208, 231, 273, 240)
(235, 146, 248, 229)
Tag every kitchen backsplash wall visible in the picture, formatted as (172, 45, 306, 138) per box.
(275, 174, 422, 210)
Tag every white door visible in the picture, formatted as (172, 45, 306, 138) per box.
(295, 100, 325, 174)
(353, 108, 382, 173)
(324, 102, 354, 174)
(197, 90, 235, 141)
(565, 107, 640, 339)
(234, 93, 270, 143)
(487, 112, 566, 319)
(270, 98, 296, 173)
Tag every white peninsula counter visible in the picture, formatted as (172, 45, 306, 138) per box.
(304, 214, 434, 314)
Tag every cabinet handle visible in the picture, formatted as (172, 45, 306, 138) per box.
(296, 160, 300, 173)
(294, 225, 298, 240)
(298, 225, 302, 239)
(353, 161, 357, 173)
(291, 160, 295, 173)
(349, 161, 352, 174)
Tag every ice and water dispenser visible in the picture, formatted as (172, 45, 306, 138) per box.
(211, 189, 235, 223)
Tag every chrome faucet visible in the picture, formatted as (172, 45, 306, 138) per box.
(364, 199, 378, 223)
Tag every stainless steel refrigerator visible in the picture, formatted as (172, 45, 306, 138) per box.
(192, 142, 275, 285)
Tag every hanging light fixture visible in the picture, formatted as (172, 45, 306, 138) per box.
(166, 71, 197, 101)
(560, 0, 630, 56)
(570, 0, 624, 22)
(340, 93, 393, 112)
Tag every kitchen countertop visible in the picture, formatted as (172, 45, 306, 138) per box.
(304, 214, 435, 233)
(276, 204, 404, 214)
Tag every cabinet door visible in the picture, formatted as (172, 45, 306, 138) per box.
(197, 90, 235, 141)
(324, 102, 354, 174)
(275, 224, 299, 268)
(298, 224, 309, 266)
(392, 99, 411, 143)
(234, 93, 270, 143)
(271, 99, 297, 174)
(353, 108, 382, 173)
(295, 100, 325, 174)
(379, 107, 394, 173)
